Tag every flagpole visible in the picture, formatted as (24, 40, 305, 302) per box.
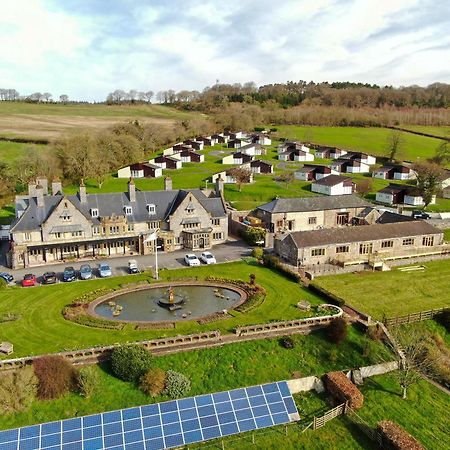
(155, 238, 159, 280)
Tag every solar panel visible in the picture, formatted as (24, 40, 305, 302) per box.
(0, 381, 299, 450)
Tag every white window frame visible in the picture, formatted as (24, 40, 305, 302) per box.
(90, 208, 99, 218)
(147, 204, 156, 215)
(124, 206, 133, 216)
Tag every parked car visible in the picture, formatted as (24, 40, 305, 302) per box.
(22, 274, 36, 287)
(63, 267, 77, 282)
(200, 251, 216, 264)
(42, 271, 57, 284)
(0, 272, 13, 284)
(184, 254, 201, 267)
(98, 262, 112, 278)
(79, 264, 93, 280)
(411, 210, 430, 219)
(128, 259, 139, 274)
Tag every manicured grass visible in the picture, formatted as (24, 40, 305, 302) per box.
(0, 261, 329, 358)
(0, 327, 391, 432)
(0, 205, 14, 225)
(275, 125, 443, 161)
(314, 259, 450, 319)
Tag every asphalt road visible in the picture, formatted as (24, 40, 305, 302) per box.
(0, 240, 252, 286)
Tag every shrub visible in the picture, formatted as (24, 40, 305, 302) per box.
(280, 336, 295, 349)
(378, 420, 424, 449)
(163, 371, 191, 398)
(243, 226, 266, 246)
(254, 126, 265, 132)
(251, 247, 264, 260)
(323, 371, 364, 410)
(0, 278, 7, 289)
(327, 317, 348, 346)
(77, 366, 101, 398)
(270, 127, 278, 132)
(249, 273, 256, 285)
(110, 345, 153, 382)
(262, 253, 302, 283)
(435, 309, 450, 332)
(367, 323, 383, 341)
(0, 366, 38, 414)
(33, 356, 77, 400)
(140, 368, 167, 397)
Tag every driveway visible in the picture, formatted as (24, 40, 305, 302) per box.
(0, 240, 252, 285)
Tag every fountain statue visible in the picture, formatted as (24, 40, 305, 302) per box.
(168, 286, 174, 304)
(157, 286, 185, 310)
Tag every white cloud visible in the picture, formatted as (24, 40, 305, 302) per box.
(0, 0, 448, 100)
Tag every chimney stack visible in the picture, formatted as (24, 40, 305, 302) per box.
(28, 180, 37, 199)
(78, 179, 87, 203)
(36, 184, 44, 207)
(52, 177, 62, 195)
(215, 175, 224, 197)
(128, 178, 136, 202)
(164, 176, 172, 191)
(36, 177, 48, 195)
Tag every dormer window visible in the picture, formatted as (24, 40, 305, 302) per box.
(185, 203, 195, 214)
(124, 206, 133, 216)
(90, 208, 99, 218)
(147, 204, 156, 215)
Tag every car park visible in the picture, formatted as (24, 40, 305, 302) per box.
(184, 254, 201, 266)
(63, 267, 77, 282)
(0, 272, 13, 284)
(99, 262, 112, 278)
(128, 259, 139, 274)
(22, 274, 36, 287)
(79, 264, 93, 280)
(411, 210, 430, 219)
(200, 251, 216, 264)
(42, 271, 57, 284)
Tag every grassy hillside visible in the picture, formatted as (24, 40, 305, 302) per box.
(0, 102, 202, 140)
(275, 125, 443, 161)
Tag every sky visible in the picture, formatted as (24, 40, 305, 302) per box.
(1, 0, 449, 101)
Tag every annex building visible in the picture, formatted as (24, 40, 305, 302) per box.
(274, 221, 444, 267)
(8, 177, 228, 268)
(253, 194, 370, 233)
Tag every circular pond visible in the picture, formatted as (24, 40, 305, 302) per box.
(91, 284, 245, 322)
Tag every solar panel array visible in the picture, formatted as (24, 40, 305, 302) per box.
(0, 381, 298, 450)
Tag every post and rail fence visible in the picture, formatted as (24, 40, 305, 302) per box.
(383, 307, 448, 327)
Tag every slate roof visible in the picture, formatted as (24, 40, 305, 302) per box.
(313, 175, 352, 186)
(257, 194, 370, 214)
(284, 221, 441, 248)
(376, 211, 416, 224)
(11, 189, 226, 232)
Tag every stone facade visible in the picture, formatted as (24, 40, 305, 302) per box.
(8, 179, 228, 268)
(274, 221, 444, 266)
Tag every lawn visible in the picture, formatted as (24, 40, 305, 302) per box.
(274, 125, 444, 161)
(444, 229, 450, 242)
(313, 259, 450, 319)
(0, 261, 330, 358)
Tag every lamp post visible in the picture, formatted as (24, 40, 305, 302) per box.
(143, 228, 160, 280)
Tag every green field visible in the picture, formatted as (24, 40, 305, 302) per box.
(275, 125, 444, 161)
(0, 261, 331, 358)
(314, 259, 450, 319)
(401, 125, 450, 138)
(0, 141, 47, 163)
(0, 102, 199, 120)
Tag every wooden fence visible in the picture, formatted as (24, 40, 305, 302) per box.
(312, 403, 347, 430)
(346, 407, 382, 447)
(384, 307, 447, 327)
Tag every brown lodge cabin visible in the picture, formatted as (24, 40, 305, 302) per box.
(274, 221, 444, 267)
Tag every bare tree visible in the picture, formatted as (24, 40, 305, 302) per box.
(386, 130, 404, 162)
(144, 91, 154, 103)
(228, 166, 252, 192)
(355, 178, 373, 196)
(42, 92, 52, 102)
(388, 326, 436, 399)
(59, 94, 69, 104)
(128, 90, 138, 102)
(275, 171, 294, 188)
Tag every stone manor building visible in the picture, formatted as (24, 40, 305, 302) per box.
(8, 177, 228, 268)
